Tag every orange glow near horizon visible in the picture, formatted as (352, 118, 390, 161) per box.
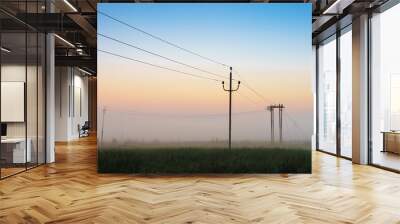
(99, 63, 312, 115)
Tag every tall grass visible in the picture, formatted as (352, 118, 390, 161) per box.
(98, 147, 311, 174)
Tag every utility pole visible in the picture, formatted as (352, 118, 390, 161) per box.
(279, 104, 283, 143)
(266, 104, 285, 143)
(101, 106, 107, 147)
(266, 105, 274, 142)
(222, 67, 240, 150)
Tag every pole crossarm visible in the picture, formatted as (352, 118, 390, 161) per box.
(266, 104, 285, 110)
(222, 80, 241, 92)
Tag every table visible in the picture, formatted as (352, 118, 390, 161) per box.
(1, 138, 31, 163)
(382, 131, 400, 154)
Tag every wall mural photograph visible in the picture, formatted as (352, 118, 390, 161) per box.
(97, 3, 312, 173)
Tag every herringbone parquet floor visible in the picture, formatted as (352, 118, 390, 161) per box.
(1, 136, 400, 224)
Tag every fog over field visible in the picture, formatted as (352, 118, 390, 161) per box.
(99, 109, 312, 146)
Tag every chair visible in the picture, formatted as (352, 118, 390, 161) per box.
(79, 121, 90, 138)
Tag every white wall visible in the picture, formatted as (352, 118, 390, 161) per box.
(55, 67, 71, 141)
(1, 65, 27, 140)
(1, 65, 38, 137)
(1, 63, 47, 164)
(55, 67, 89, 141)
(71, 72, 89, 138)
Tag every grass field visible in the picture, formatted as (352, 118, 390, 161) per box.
(98, 147, 311, 174)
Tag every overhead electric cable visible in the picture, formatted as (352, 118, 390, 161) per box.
(98, 10, 230, 68)
(284, 110, 307, 135)
(98, 49, 221, 82)
(282, 113, 302, 141)
(98, 33, 229, 80)
(232, 68, 271, 104)
(237, 91, 264, 107)
(243, 82, 270, 103)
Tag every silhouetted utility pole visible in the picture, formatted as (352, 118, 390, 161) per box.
(222, 67, 240, 150)
(279, 104, 283, 143)
(101, 106, 107, 146)
(266, 104, 285, 143)
(267, 105, 274, 142)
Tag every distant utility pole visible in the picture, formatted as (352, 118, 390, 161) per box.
(222, 67, 240, 150)
(266, 104, 285, 143)
(267, 105, 274, 142)
(279, 104, 283, 143)
(101, 106, 107, 147)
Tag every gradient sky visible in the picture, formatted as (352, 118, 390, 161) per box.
(97, 3, 313, 143)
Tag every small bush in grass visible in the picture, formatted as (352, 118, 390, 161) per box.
(98, 147, 311, 174)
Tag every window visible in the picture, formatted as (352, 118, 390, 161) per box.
(339, 28, 352, 158)
(316, 26, 353, 159)
(371, 3, 400, 171)
(317, 36, 337, 154)
(390, 74, 400, 131)
(0, 1, 46, 179)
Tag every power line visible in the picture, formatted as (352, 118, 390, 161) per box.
(282, 113, 302, 141)
(98, 33, 229, 80)
(233, 69, 307, 140)
(98, 10, 230, 68)
(98, 49, 222, 82)
(232, 69, 271, 104)
(242, 83, 270, 103)
(284, 110, 307, 136)
(237, 91, 263, 107)
(237, 71, 307, 140)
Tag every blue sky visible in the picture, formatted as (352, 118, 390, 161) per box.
(98, 3, 311, 73)
(97, 3, 313, 142)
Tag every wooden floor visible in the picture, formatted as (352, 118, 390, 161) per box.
(372, 151, 400, 171)
(1, 136, 400, 223)
(1, 167, 26, 178)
